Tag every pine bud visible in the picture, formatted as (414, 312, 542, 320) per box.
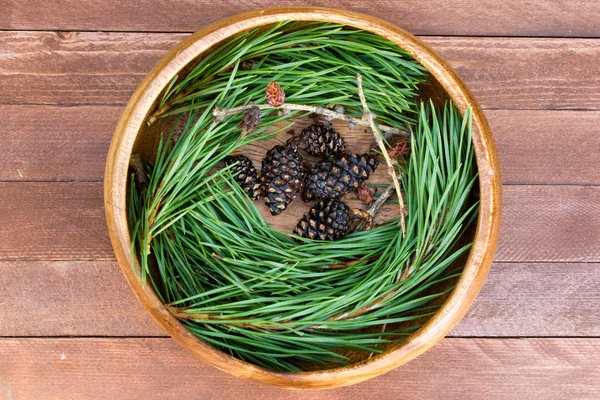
(389, 138, 411, 159)
(240, 59, 257, 70)
(129, 154, 148, 191)
(240, 106, 261, 135)
(266, 81, 285, 107)
(356, 183, 374, 205)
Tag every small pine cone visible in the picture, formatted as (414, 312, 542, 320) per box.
(297, 123, 346, 157)
(305, 153, 379, 200)
(356, 183, 374, 205)
(389, 138, 411, 159)
(224, 155, 262, 200)
(266, 81, 285, 107)
(293, 199, 372, 240)
(240, 106, 261, 135)
(261, 141, 304, 215)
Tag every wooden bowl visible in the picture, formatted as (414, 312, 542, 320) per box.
(104, 7, 501, 389)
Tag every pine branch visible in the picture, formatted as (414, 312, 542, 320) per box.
(211, 102, 409, 137)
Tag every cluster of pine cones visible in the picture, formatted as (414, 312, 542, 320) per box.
(225, 116, 379, 241)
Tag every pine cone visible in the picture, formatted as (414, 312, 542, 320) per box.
(266, 81, 285, 107)
(293, 199, 373, 240)
(305, 153, 379, 200)
(261, 140, 304, 215)
(297, 123, 346, 157)
(240, 106, 261, 135)
(224, 155, 262, 200)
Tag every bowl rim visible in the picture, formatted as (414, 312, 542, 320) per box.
(104, 6, 502, 390)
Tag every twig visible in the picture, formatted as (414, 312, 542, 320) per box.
(368, 183, 396, 217)
(356, 74, 406, 237)
(212, 103, 409, 137)
(147, 91, 188, 125)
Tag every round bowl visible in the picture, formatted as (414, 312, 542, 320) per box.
(104, 7, 501, 390)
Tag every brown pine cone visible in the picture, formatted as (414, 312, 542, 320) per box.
(261, 140, 304, 215)
(293, 199, 373, 240)
(305, 153, 379, 200)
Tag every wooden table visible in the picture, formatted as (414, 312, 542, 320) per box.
(1, 1, 599, 398)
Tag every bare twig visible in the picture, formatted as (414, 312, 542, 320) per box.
(212, 103, 409, 137)
(368, 183, 396, 217)
(356, 74, 406, 236)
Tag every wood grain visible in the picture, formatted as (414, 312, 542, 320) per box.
(496, 185, 600, 262)
(451, 262, 600, 337)
(3, 106, 599, 185)
(2, 0, 600, 38)
(0, 105, 118, 181)
(0, 182, 113, 260)
(424, 36, 600, 110)
(1, 260, 598, 338)
(1, 183, 596, 262)
(489, 110, 600, 185)
(0, 31, 185, 106)
(0, 261, 164, 337)
(1, 32, 599, 110)
(0, 337, 598, 399)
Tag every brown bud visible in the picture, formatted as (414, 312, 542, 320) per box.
(240, 59, 257, 70)
(240, 106, 261, 136)
(129, 154, 148, 191)
(332, 104, 344, 114)
(312, 113, 332, 128)
(388, 138, 411, 159)
(312, 104, 344, 128)
(266, 81, 285, 107)
(356, 183, 374, 205)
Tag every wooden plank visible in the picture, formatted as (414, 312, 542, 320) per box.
(0, 31, 185, 106)
(3, 106, 599, 185)
(1, 32, 599, 110)
(451, 262, 600, 337)
(496, 185, 600, 262)
(1, 105, 118, 181)
(1, 261, 597, 337)
(489, 110, 600, 185)
(2, 0, 600, 38)
(424, 36, 600, 110)
(0, 338, 597, 399)
(0, 261, 164, 337)
(1, 183, 599, 262)
(0, 182, 113, 260)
